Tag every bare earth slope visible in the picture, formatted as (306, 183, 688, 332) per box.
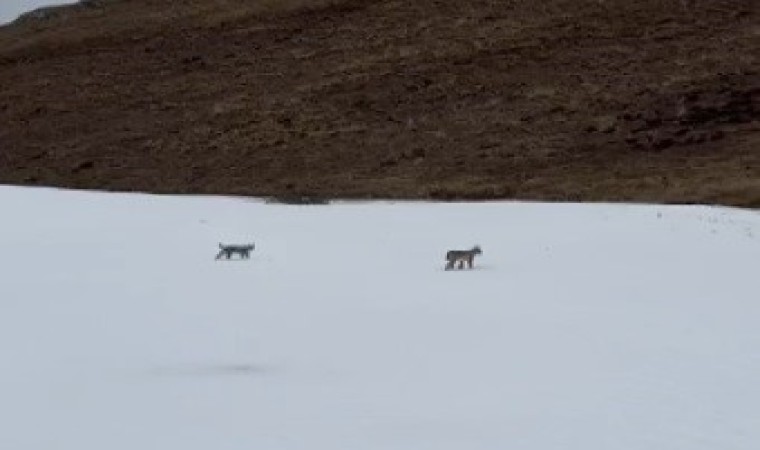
(1, 0, 758, 205)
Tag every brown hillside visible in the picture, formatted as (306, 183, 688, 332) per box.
(1, 0, 758, 205)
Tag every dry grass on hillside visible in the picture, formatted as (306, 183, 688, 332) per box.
(1, 0, 758, 206)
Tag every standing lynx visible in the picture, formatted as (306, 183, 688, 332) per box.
(444, 245, 482, 270)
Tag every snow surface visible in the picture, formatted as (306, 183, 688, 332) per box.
(0, 0, 74, 24)
(0, 185, 759, 449)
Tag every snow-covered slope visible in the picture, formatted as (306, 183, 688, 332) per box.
(1, 186, 758, 450)
(1, 0, 74, 24)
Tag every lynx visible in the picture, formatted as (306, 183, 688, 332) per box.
(445, 245, 482, 270)
(215, 243, 255, 260)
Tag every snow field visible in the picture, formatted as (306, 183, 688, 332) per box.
(0, 186, 759, 449)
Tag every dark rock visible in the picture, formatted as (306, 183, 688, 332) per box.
(73, 160, 95, 172)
